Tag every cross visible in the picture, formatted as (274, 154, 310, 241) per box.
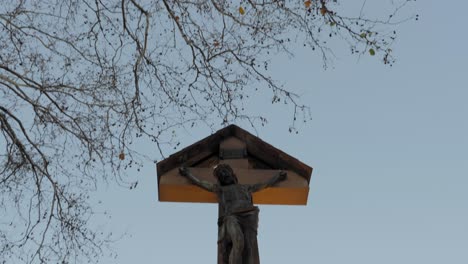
(157, 125, 312, 263)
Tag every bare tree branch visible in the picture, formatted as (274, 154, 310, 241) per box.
(0, 0, 416, 263)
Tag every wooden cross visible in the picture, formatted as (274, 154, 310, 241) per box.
(157, 125, 312, 263)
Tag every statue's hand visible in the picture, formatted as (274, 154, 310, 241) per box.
(179, 166, 188, 177)
(279, 171, 287, 181)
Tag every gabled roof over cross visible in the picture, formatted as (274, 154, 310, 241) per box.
(157, 124, 313, 205)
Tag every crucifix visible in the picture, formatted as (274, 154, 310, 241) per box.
(157, 125, 312, 263)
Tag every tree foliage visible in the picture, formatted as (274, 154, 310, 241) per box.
(0, 0, 414, 263)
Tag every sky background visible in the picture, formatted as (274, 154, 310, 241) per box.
(94, 1, 467, 263)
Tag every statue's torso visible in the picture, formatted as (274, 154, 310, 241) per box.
(216, 184, 255, 216)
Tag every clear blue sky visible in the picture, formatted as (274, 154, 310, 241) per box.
(95, 1, 468, 263)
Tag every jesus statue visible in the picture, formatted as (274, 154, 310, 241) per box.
(179, 164, 286, 264)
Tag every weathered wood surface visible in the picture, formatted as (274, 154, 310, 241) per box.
(157, 125, 312, 181)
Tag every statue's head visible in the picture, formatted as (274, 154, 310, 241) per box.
(213, 164, 238, 186)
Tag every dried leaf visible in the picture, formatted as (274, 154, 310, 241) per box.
(304, 0, 312, 8)
(320, 7, 327, 15)
(119, 152, 125, 160)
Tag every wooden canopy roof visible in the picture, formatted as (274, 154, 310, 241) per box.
(156, 124, 313, 205)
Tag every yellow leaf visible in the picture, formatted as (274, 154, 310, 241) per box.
(239, 6, 245, 15)
(304, 0, 312, 8)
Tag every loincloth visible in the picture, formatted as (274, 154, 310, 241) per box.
(217, 206, 259, 243)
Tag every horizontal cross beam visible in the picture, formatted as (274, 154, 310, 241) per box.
(158, 167, 309, 205)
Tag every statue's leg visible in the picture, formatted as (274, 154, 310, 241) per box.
(218, 222, 230, 264)
(225, 216, 244, 264)
(239, 209, 260, 264)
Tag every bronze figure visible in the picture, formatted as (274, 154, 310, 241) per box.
(179, 164, 286, 264)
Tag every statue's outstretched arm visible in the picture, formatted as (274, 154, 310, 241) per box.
(248, 171, 287, 193)
(179, 167, 216, 192)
